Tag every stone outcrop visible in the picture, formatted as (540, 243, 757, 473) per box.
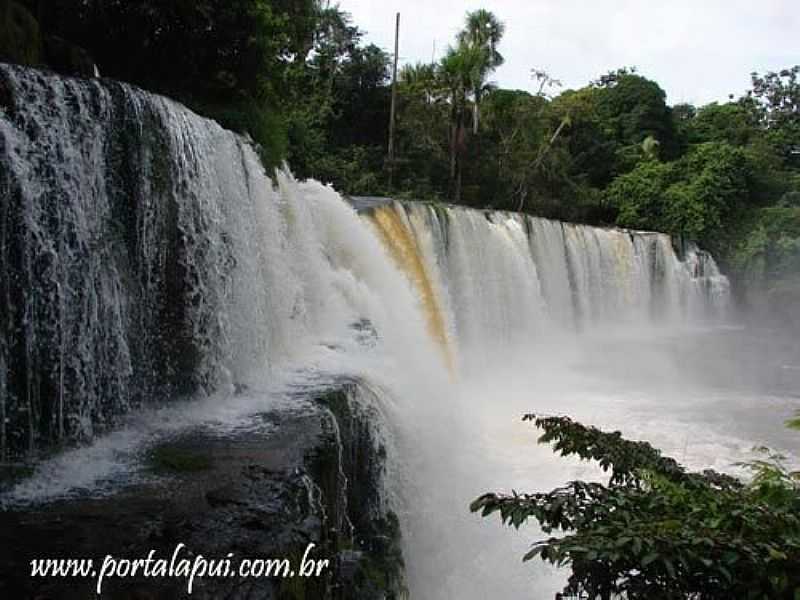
(0, 385, 404, 599)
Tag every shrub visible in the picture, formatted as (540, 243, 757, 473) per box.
(472, 414, 800, 599)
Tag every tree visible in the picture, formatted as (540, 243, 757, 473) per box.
(594, 72, 680, 162)
(25, 0, 315, 100)
(414, 9, 506, 203)
(605, 159, 674, 230)
(743, 66, 800, 168)
(439, 43, 484, 203)
(328, 43, 390, 148)
(746, 66, 800, 130)
(0, 1, 41, 66)
(534, 86, 619, 223)
(16, 0, 322, 167)
(299, 38, 390, 193)
(591, 65, 639, 88)
(472, 414, 800, 599)
(471, 89, 548, 210)
(394, 62, 450, 198)
(684, 102, 758, 147)
(456, 9, 505, 134)
(284, 6, 391, 189)
(539, 73, 678, 198)
(733, 205, 800, 291)
(607, 142, 752, 252)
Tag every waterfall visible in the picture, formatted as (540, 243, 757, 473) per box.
(366, 204, 455, 372)
(362, 201, 728, 371)
(0, 64, 732, 597)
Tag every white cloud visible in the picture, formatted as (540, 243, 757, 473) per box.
(336, 0, 799, 105)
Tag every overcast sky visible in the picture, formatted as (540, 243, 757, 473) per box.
(336, 0, 799, 106)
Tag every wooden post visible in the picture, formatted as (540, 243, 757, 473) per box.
(388, 12, 400, 190)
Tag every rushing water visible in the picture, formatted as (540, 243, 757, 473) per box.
(0, 64, 795, 598)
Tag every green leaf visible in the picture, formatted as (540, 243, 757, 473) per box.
(522, 546, 544, 562)
(641, 552, 659, 566)
(472, 414, 800, 596)
(632, 538, 642, 555)
(769, 547, 789, 561)
(719, 565, 732, 583)
(663, 558, 676, 578)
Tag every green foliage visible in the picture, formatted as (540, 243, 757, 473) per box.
(457, 8, 505, 136)
(605, 160, 674, 230)
(667, 143, 751, 242)
(199, 97, 289, 170)
(685, 102, 758, 147)
(284, 8, 390, 190)
(478, 89, 550, 210)
(548, 87, 618, 189)
(595, 73, 679, 159)
(745, 66, 800, 167)
(309, 145, 386, 196)
(18, 0, 320, 169)
(0, 0, 40, 66)
(787, 414, 800, 432)
(733, 205, 800, 283)
(5, 3, 798, 295)
(391, 10, 506, 203)
(393, 62, 454, 199)
(608, 142, 751, 251)
(458, 9, 505, 72)
(471, 415, 800, 599)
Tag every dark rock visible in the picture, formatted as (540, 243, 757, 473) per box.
(0, 386, 405, 599)
(336, 550, 364, 581)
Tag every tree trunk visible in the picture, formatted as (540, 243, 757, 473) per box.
(449, 123, 457, 198)
(455, 157, 462, 204)
(518, 117, 570, 211)
(454, 115, 464, 203)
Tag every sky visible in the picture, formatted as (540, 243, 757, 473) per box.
(335, 0, 799, 106)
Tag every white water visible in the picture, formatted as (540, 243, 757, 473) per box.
(1, 64, 795, 599)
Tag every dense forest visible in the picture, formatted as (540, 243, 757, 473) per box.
(1, 0, 798, 308)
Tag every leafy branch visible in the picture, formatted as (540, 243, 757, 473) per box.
(471, 414, 800, 599)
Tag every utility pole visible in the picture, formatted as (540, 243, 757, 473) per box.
(388, 12, 400, 191)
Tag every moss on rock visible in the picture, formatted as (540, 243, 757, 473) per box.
(147, 445, 213, 473)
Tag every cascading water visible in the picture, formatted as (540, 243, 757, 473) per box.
(380, 201, 730, 362)
(2, 64, 793, 599)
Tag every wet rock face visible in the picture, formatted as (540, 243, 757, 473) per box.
(313, 384, 405, 599)
(0, 389, 405, 599)
(0, 63, 255, 459)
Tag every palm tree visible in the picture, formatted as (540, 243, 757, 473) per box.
(399, 62, 438, 103)
(439, 45, 483, 202)
(402, 10, 505, 203)
(457, 9, 505, 134)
